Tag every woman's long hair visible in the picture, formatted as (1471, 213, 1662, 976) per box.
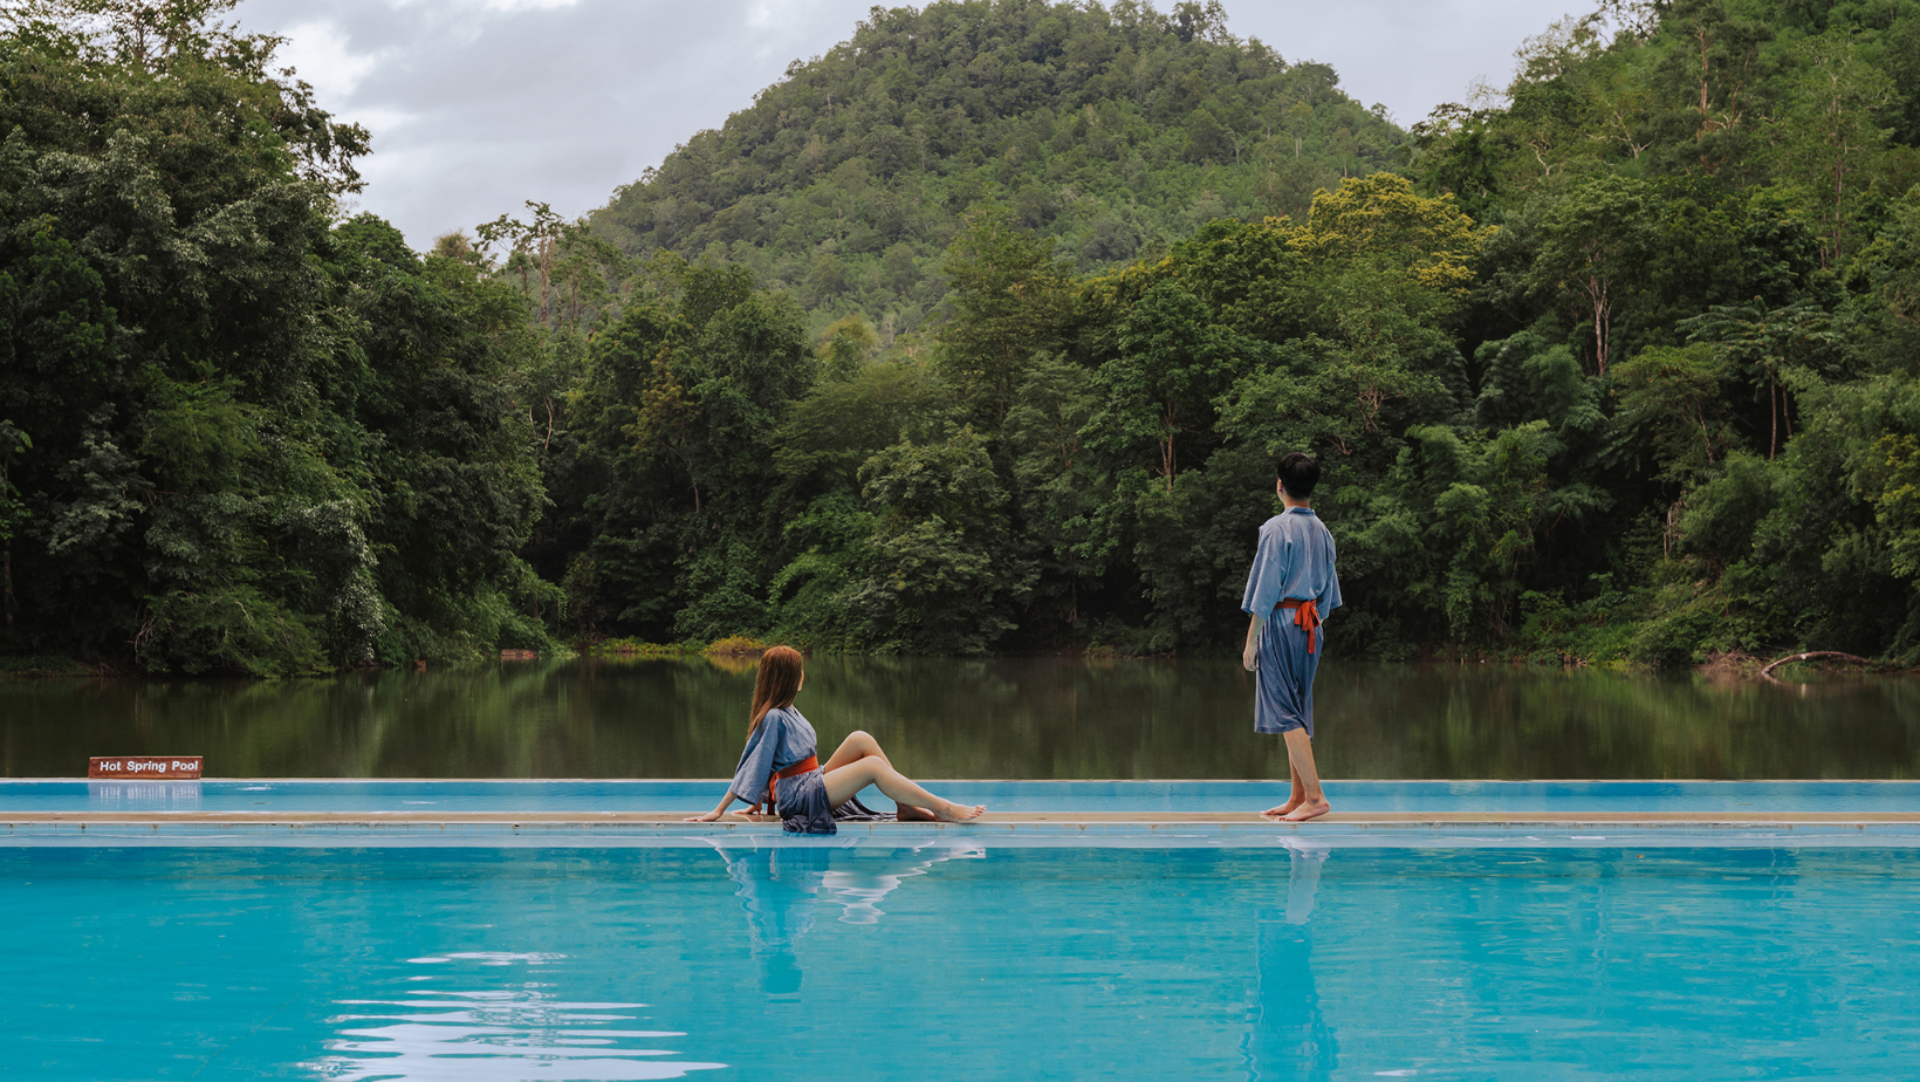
(749, 646, 805, 731)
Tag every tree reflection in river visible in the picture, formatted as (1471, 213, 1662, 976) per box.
(3, 656, 1917, 778)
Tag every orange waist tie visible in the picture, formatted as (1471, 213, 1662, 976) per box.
(766, 755, 820, 809)
(1276, 599, 1322, 653)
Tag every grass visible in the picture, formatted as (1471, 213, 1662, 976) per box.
(0, 654, 116, 677)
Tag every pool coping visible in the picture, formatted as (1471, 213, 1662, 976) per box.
(8, 810, 1920, 824)
(8, 780, 1916, 847)
(7, 810, 1920, 850)
(13, 777, 1920, 783)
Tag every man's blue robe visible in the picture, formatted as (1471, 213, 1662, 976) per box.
(1242, 508, 1343, 737)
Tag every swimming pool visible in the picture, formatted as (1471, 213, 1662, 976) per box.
(7, 781, 1917, 1079)
(8, 843, 1919, 1080)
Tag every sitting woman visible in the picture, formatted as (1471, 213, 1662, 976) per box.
(685, 646, 986, 833)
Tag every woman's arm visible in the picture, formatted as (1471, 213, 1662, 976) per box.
(698, 712, 781, 821)
(684, 791, 738, 823)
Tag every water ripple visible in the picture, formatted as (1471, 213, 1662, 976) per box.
(306, 958, 723, 1081)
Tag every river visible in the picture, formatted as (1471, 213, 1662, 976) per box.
(3, 656, 1917, 779)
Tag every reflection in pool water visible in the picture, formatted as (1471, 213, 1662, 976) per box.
(85, 780, 200, 810)
(1250, 843, 1336, 1081)
(307, 955, 724, 1081)
(716, 842, 985, 994)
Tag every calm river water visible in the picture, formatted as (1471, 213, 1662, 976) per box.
(3, 657, 1918, 779)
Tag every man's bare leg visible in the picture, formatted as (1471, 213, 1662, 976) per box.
(1262, 759, 1308, 818)
(1279, 728, 1330, 822)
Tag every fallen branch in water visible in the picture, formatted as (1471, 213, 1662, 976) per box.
(1759, 650, 1880, 680)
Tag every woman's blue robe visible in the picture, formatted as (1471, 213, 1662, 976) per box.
(728, 706, 887, 834)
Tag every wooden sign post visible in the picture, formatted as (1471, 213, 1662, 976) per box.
(88, 756, 203, 780)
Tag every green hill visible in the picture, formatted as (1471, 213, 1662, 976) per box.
(591, 0, 1404, 337)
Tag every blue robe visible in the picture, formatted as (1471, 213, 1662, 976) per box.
(1242, 508, 1342, 738)
(728, 706, 890, 835)
(730, 706, 837, 835)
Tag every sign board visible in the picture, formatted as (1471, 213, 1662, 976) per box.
(89, 756, 202, 780)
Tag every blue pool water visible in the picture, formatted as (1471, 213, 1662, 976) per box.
(7, 843, 1920, 1080)
(7, 778, 1920, 815)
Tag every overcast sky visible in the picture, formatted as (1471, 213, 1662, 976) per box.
(232, 0, 1580, 248)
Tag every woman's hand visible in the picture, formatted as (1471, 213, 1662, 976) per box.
(685, 793, 736, 823)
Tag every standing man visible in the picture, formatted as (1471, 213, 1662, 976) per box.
(1242, 452, 1342, 822)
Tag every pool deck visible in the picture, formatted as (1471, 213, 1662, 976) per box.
(8, 809, 1920, 825)
(4, 779, 1915, 845)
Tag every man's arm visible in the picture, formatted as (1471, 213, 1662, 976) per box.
(1243, 614, 1263, 671)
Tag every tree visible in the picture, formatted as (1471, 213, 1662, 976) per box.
(1087, 281, 1243, 489)
(1609, 344, 1735, 483)
(1005, 354, 1102, 628)
(477, 201, 568, 327)
(1300, 172, 1487, 311)
(3, 0, 368, 192)
(817, 315, 878, 382)
(1771, 29, 1895, 267)
(1681, 299, 1838, 459)
(0, 6, 558, 671)
(0, 422, 28, 629)
(854, 426, 1033, 653)
(936, 206, 1077, 425)
(1532, 176, 1655, 374)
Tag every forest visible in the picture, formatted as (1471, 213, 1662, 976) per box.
(2, 0, 1920, 673)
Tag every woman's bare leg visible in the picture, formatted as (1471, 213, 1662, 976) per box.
(824, 759, 984, 822)
(822, 730, 889, 772)
(820, 731, 936, 819)
(738, 730, 891, 818)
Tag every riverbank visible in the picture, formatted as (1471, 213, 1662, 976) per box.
(0, 655, 120, 678)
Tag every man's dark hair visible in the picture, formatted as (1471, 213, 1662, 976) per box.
(1278, 452, 1320, 499)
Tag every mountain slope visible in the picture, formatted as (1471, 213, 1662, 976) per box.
(591, 0, 1403, 336)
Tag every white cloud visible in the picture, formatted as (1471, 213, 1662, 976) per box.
(275, 19, 377, 101)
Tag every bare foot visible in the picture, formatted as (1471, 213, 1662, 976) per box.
(895, 803, 937, 822)
(933, 801, 986, 823)
(1261, 796, 1305, 818)
(1281, 799, 1331, 823)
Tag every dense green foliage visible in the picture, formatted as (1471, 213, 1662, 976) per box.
(0, 0, 555, 673)
(549, 0, 1920, 667)
(1394, 0, 1920, 664)
(592, 0, 1402, 339)
(12, 0, 1920, 673)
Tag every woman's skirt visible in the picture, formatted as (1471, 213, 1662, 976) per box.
(773, 769, 892, 835)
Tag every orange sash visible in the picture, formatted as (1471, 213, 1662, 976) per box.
(1277, 599, 1322, 653)
(765, 755, 820, 810)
